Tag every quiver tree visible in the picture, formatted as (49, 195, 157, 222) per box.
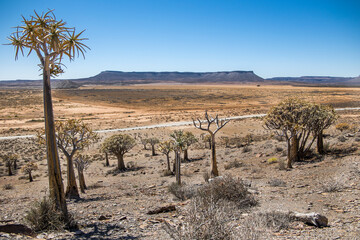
(158, 140, 174, 171)
(139, 134, 149, 150)
(264, 98, 336, 168)
(74, 154, 91, 193)
(1, 154, 17, 176)
(7, 10, 89, 219)
(148, 137, 160, 156)
(193, 111, 230, 177)
(264, 98, 309, 168)
(183, 131, 198, 161)
(21, 161, 38, 182)
(170, 130, 187, 184)
(38, 119, 99, 199)
(101, 134, 136, 171)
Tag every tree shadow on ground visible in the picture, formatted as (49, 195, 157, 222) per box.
(71, 222, 139, 240)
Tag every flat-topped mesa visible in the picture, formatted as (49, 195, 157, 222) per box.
(88, 70, 264, 83)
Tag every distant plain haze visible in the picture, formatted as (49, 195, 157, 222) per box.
(0, 0, 359, 81)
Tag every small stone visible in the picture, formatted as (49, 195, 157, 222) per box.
(74, 230, 84, 235)
(98, 215, 108, 220)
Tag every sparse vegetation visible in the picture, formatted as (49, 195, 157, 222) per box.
(224, 159, 243, 169)
(3, 183, 14, 190)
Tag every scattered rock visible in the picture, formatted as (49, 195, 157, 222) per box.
(147, 205, 176, 215)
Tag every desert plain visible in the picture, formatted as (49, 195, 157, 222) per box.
(1, 84, 360, 239)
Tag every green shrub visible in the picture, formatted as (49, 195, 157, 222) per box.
(267, 157, 278, 164)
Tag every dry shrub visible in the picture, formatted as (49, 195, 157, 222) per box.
(203, 171, 211, 182)
(164, 198, 238, 240)
(336, 123, 350, 132)
(24, 196, 75, 232)
(3, 183, 13, 190)
(320, 179, 345, 192)
(168, 182, 197, 201)
(160, 169, 173, 177)
(268, 178, 286, 187)
(197, 175, 257, 209)
(224, 159, 242, 170)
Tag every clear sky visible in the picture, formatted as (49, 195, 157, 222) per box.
(0, 0, 359, 80)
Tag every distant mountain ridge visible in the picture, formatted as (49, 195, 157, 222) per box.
(267, 76, 359, 85)
(1, 71, 360, 88)
(80, 70, 264, 84)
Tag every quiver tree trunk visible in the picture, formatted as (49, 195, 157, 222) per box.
(105, 152, 110, 167)
(65, 155, 79, 199)
(288, 136, 299, 168)
(7, 164, 12, 176)
(166, 154, 171, 171)
(175, 151, 181, 185)
(117, 154, 126, 171)
(77, 166, 86, 193)
(28, 172, 33, 182)
(317, 131, 324, 154)
(43, 70, 68, 220)
(210, 134, 219, 177)
(13, 159, 17, 170)
(151, 145, 156, 156)
(183, 149, 189, 161)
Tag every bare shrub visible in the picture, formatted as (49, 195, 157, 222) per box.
(268, 178, 286, 187)
(203, 171, 210, 182)
(336, 123, 350, 132)
(24, 196, 75, 232)
(168, 182, 197, 201)
(242, 146, 251, 153)
(3, 183, 13, 190)
(197, 174, 257, 209)
(160, 169, 173, 177)
(224, 160, 242, 170)
(164, 197, 238, 240)
(320, 179, 345, 192)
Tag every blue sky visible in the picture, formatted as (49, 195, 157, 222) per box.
(0, 0, 359, 80)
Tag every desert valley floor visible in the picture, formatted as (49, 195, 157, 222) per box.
(1, 84, 360, 239)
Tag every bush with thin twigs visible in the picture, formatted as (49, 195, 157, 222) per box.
(24, 196, 76, 232)
(224, 159, 243, 170)
(252, 211, 292, 232)
(168, 182, 197, 201)
(197, 174, 257, 209)
(3, 183, 13, 190)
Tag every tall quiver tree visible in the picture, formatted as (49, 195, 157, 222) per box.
(101, 134, 136, 171)
(7, 10, 89, 219)
(193, 111, 230, 177)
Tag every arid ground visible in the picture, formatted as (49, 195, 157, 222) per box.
(1, 84, 360, 239)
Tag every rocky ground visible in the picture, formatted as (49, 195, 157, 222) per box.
(1, 114, 360, 239)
